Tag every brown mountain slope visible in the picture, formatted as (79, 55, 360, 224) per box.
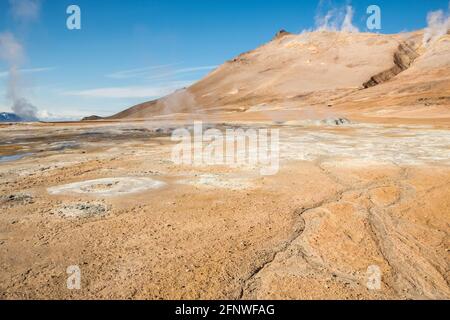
(105, 30, 450, 122)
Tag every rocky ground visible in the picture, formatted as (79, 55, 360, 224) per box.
(0, 120, 448, 299)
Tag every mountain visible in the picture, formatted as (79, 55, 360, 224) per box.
(0, 112, 24, 123)
(103, 30, 450, 122)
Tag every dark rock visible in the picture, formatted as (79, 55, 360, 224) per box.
(0, 193, 34, 206)
(274, 29, 292, 40)
(322, 118, 351, 126)
(82, 115, 103, 121)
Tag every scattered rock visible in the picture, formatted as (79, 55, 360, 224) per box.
(321, 118, 351, 126)
(0, 193, 34, 207)
(154, 127, 176, 135)
(274, 29, 292, 40)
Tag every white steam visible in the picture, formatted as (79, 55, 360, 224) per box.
(156, 88, 198, 115)
(0, 32, 39, 121)
(316, 9, 339, 31)
(315, 1, 359, 33)
(423, 2, 450, 46)
(341, 6, 359, 33)
(0, 0, 41, 121)
(12, 98, 38, 120)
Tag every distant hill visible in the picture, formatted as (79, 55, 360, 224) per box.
(0, 112, 24, 123)
(82, 115, 103, 121)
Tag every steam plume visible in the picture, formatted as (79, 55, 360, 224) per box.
(11, 98, 38, 120)
(157, 88, 198, 115)
(0, 0, 41, 121)
(0, 32, 39, 121)
(341, 6, 359, 33)
(423, 2, 450, 46)
(315, 1, 359, 32)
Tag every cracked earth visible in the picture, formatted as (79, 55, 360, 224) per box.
(0, 121, 449, 299)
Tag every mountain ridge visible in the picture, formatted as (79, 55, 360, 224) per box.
(0, 112, 24, 123)
(85, 29, 450, 122)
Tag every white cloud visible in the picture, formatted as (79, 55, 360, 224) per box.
(36, 109, 98, 121)
(0, 67, 54, 78)
(87, 65, 217, 100)
(63, 81, 193, 99)
(146, 65, 218, 80)
(106, 63, 179, 79)
(9, 0, 41, 22)
(107, 64, 217, 80)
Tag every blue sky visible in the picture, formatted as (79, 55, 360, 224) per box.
(0, 0, 449, 120)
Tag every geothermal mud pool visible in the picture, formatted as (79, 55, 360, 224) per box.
(48, 177, 166, 197)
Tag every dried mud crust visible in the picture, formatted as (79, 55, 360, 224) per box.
(240, 163, 450, 300)
(0, 122, 449, 300)
(53, 202, 110, 219)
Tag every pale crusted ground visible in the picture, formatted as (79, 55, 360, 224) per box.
(0, 121, 448, 300)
